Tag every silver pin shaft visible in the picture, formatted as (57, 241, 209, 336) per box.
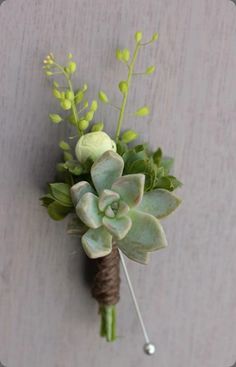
(118, 249, 156, 355)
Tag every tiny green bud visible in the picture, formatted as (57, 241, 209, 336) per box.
(122, 48, 130, 62)
(90, 100, 98, 112)
(85, 111, 94, 122)
(83, 100, 89, 109)
(46, 71, 53, 76)
(75, 91, 84, 104)
(64, 67, 70, 74)
(60, 99, 72, 110)
(64, 151, 73, 161)
(152, 32, 159, 41)
(53, 81, 59, 88)
(122, 130, 139, 143)
(146, 65, 156, 75)
(135, 31, 143, 43)
(68, 53, 73, 59)
(78, 119, 89, 131)
(135, 106, 150, 116)
(116, 49, 123, 61)
(82, 84, 88, 92)
(98, 90, 109, 103)
(59, 140, 70, 150)
(68, 61, 77, 73)
(49, 114, 62, 124)
(91, 122, 104, 132)
(119, 81, 128, 94)
(53, 89, 61, 99)
(65, 90, 74, 101)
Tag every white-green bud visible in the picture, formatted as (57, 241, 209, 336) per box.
(122, 130, 139, 143)
(78, 119, 89, 131)
(68, 61, 77, 73)
(91, 122, 104, 132)
(65, 90, 74, 101)
(135, 106, 150, 116)
(146, 65, 156, 75)
(75, 131, 116, 164)
(60, 99, 72, 110)
(90, 100, 98, 112)
(98, 91, 109, 103)
(49, 114, 62, 124)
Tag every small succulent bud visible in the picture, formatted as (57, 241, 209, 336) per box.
(78, 119, 89, 131)
(98, 91, 109, 103)
(135, 31, 143, 43)
(65, 90, 75, 101)
(53, 89, 61, 99)
(146, 65, 156, 75)
(60, 99, 72, 110)
(46, 71, 53, 76)
(82, 84, 88, 92)
(68, 53, 73, 59)
(122, 130, 139, 143)
(49, 114, 63, 124)
(135, 106, 150, 116)
(75, 131, 116, 163)
(90, 100, 98, 112)
(68, 61, 77, 73)
(152, 32, 159, 42)
(119, 81, 128, 94)
(53, 81, 59, 88)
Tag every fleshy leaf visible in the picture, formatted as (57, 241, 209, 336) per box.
(98, 189, 120, 211)
(116, 201, 129, 217)
(103, 215, 132, 240)
(111, 174, 145, 208)
(82, 227, 112, 258)
(76, 193, 102, 228)
(91, 151, 124, 193)
(70, 181, 94, 206)
(137, 189, 181, 218)
(118, 209, 168, 252)
(117, 242, 150, 265)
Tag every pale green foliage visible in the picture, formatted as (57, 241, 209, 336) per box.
(70, 151, 180, 263)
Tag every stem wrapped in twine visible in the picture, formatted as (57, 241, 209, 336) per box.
(91, 245, 120, 341)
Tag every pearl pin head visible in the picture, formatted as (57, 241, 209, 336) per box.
(143, 342, 156, 355)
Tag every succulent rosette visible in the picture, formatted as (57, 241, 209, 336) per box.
(71, 150, 181, 264)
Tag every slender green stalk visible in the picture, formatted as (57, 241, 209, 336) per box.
(53, 62, 81, 135)
(115, 42, 141, 141)
(99, 305, 117, 342)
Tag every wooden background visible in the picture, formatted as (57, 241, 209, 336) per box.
(0, 1, 236, 366)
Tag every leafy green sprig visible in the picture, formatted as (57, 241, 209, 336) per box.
(43, 53, 98, 136)
(98, 31, 159, 144)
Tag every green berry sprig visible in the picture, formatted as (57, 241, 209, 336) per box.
(43, 53, 98, 135)
(98, 31, 159, 144)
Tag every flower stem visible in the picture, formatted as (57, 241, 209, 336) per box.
(115, 42, 141, 142)
(99, 305, 117, 342)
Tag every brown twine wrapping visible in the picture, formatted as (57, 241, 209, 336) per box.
(91, 245, 120, 306)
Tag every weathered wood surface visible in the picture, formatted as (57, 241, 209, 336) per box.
(0, 1, 236, 366)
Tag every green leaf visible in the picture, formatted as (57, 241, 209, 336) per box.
(49, 183, 73, 207)
(111, 174, 145, 208)
(160, 157, 174, 173)
(116, 141, 128, 155)
(64, 160, 83, 176)
(59, 140, 70, 151)
(64, 151, 73, 162)
(153, 148, 162, 166)
(40, 194, 54, 207)
(134, 106, 150, 117)
(49, 114, 62, 124)
(47, 201, 71, 221)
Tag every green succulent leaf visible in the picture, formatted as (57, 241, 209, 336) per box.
(76, 192, 102, 229)
(70, 181, 94, 206)
(111, 174, 145, 208)
(91, 150, 124, 194)
(103, 215, 132, 240)
(82, 227, 112, 258)
(49, 183, 73, 207)
(118, 209, 168, 252)
(117, 242, 150, 265)
(137, 189, 181, 218)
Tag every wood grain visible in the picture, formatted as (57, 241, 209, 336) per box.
(0, 0, 236, 366)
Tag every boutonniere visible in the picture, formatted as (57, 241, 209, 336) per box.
(41, 31, 182, 354)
